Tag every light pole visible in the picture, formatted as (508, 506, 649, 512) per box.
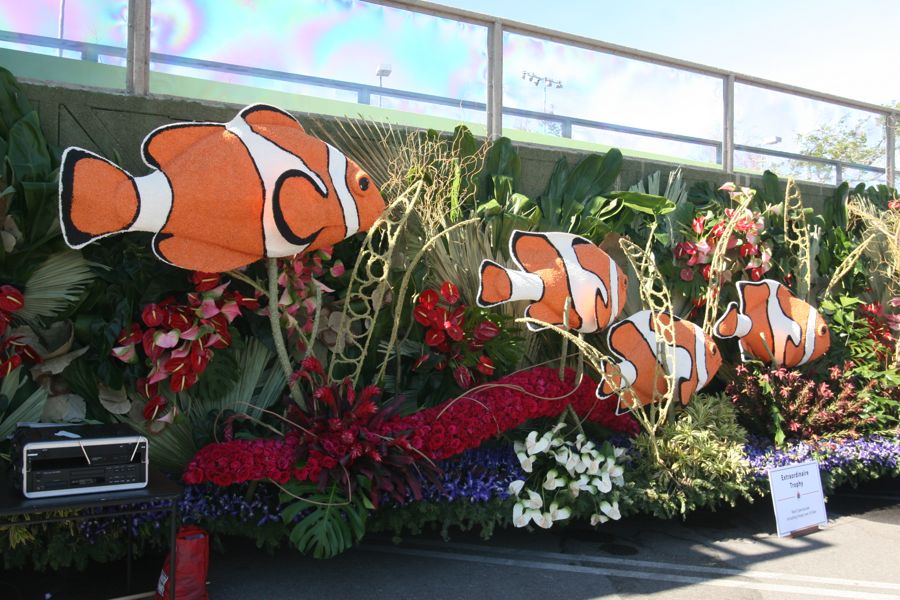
(375, 63, 392, 108)
(522, 70, 563, 133)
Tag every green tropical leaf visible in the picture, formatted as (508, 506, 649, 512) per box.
(18, 251, 97, 322)
(7, 111, 51, 183)
(0, 368, 48, 440)
(608, 191, 676, 215)
(280, 482, 369, 559)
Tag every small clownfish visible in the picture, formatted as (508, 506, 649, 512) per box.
(597, 310, 722, 413)
(58, 104, 385, 273)
(476, 230, 628, 334)
(714, 279, 830, 367)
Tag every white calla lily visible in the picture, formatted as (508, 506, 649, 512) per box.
(508, 479, 525, 497)
(594, 473, 612, 493)
(600, 500, 621, 520)
(590, 513, 609, 526)
(542, 469, 564, 490)
(549, 502, 572, 522)
(524, 489, 543, 509)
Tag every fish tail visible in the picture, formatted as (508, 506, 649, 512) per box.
(714, 302, 751, 339)
(59, 148, 140, 248)
(477, 260, 514, 307)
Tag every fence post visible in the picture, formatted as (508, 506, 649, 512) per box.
(887, 113, 896, 188)
(723, 73, 735, 174)
(126, 0, 151, 95)
(487, 20, 503, 140)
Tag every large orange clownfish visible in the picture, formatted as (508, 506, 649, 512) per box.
(59, 104, 385, 273)
(477, 230, 628, 334)
(714, 279, 829, 367)
(597, 310, 722, 413)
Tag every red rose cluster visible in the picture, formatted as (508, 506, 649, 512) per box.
(0, 285, 41, 377)
(413, 281, 501, 389)
(112, 272, 258, 421)
(183, 366, 637, 487)
(183, 431, 301, 486)
(384, 367, 639, 460)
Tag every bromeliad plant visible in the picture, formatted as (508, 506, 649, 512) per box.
(277, 356, 438, 559)
(507, 424, 627, 529)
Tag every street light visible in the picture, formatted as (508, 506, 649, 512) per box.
(375, 64, 392, 108)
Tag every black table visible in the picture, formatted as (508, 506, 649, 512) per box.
(0, 467, 182, 598)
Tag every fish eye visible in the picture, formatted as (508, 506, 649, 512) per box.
(817, 324, 827, 335)
(711, 346, 718, 355)
(359, 177, 370, 191)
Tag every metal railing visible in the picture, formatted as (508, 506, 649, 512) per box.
(2, 0, 896, 186)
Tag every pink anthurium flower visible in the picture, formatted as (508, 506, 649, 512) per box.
(153, 330, 181, 349)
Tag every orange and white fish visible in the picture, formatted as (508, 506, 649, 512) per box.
(476, 230, 628, 333)
(59, 104, 385, 273)
(597, 310, 722, 413)
(714, 279, 829, 367)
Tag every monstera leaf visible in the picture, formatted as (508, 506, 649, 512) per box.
(280, 481, 371, 559)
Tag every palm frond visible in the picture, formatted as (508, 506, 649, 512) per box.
(0, 368, 48, 440)
(191, 338, 285, 419)
(18, 251, 96, 322)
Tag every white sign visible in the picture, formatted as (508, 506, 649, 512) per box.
(767, 460, 827, 537)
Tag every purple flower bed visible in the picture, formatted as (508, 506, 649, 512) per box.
(417, 446, 523, 504)
(744, 434, 900, 491)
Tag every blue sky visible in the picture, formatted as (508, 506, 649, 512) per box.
(427, 0, 900, 106)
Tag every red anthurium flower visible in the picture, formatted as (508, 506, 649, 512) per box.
(136, 378, 158, 400)
(673, 242, 696, 260)
(417, 289, 439, 310)
(449, 306, 465, 327)
(452, 365, 474, 389)
(0, 312, 9, 336)
(739, 242, 756, 258)
(425, 328, 446, 347)
(445, 323, 464, 342)
(700, 264, 712, 281)
(191, 272, 221, 292)
(170, 370, 199, 393)
(440, 281, 460, 304)
(0, 285, 24, 313)
(679, 268, 694, 282)
(165, 309, 192, 332)
(117, 323, 142, 346)
(16, 343, 42, 364)
(749, 267, 764, 281)
(428, 306, 448, 329)
(233, 292, 260, 311)
(111, 344, 138, 364)
(476, 355, 495, 376)
(413, 304, 432, 326)
(163, 354, 191, 376)
(141, 304, 164, 327)
(0, 354, 22, 377)
(142, 396, 167, 421)
(434, 358, 448, 371)
(473, 320, 500, 342)
(412, 354, 430, 370)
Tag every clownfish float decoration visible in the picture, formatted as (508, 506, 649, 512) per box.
(476, 230, 628, 334)
(597, 310, 722, 413)
(58, 104, 385, 273)
(714, 279, 830, 368)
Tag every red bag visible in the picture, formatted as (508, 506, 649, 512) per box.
(154, 525, 210, 600)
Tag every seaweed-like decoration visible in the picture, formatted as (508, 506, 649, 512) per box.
(782, 178, 812, 300)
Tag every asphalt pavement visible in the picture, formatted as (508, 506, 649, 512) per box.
(3, 479, 900, 599)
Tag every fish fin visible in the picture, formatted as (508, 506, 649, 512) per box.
(714, 302, 751, 339)
(153, 233, 259, 272)
(240, 104, 305, 132)
(524, 304, 555, 331)
(477, 260, 513, 307)
(59, 147, 139, 248)
(678, 378, 696, 406)
(141, 123, 226, 170)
